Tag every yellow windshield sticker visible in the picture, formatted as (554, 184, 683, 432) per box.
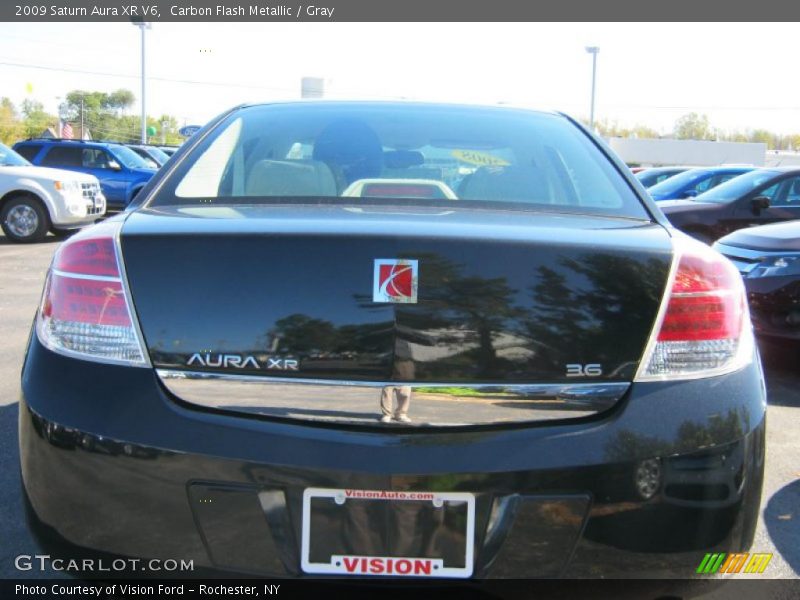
(451, 149, 510, 167)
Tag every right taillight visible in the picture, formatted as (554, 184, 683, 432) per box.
(36, 220, 149, 366)
(635, 237, 754, 381)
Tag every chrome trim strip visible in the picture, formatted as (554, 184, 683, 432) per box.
(114, 224, 152, 368)
(156, 369, 629, 427)
(52, 269, 120, 282)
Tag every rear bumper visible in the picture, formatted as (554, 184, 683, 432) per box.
(19, 335, 767, 578)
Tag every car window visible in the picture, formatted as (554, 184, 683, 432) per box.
(769, 177, 800, 207)
(131, 148, 159, 168)
(41, 146, 82, 167)
(784, 178, 800, 205)
(758, 182, 781, 202)
(82, 148, 113, 169)
(717, 173, 741, 185)
(0, 143, 30, 166)
(146, 147, 170, 164)
(693, 175, 715, 194)
(695, 170, 781, 204)
(110, 145, 152, 169)
(654, 172, 676, 184)
(13, 144, 41, 162)
(157, 104, 649, 219)
(647, 169, 711, 196)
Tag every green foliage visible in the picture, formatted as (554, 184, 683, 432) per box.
(19, 99, 57, 140)
(674, 112, 713, 140)
(0, 90, 185, 146)
(0, 98, 26, 145)
(593, 118, 660, 140)
(589, 112, 799, 151)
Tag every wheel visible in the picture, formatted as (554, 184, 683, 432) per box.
(1, 195, 49, 243)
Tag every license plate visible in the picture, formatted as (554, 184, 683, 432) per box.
(301, 487, 475, 578)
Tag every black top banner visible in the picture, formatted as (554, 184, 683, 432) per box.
(1, 0, 797, 22)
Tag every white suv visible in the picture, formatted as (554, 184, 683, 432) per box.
(0, 142, 106, 243)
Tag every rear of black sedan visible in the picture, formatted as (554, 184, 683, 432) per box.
(19, 102, 766, 579)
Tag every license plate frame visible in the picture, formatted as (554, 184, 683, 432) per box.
(300, 487, 475, 578)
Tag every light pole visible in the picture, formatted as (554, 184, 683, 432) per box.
(585, 46, 599, 130)
(132, 20, 151, 143)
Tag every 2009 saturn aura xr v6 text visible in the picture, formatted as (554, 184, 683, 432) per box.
(20, 102, 766, 578)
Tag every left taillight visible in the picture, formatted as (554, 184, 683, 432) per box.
(36, 221, 149, 366)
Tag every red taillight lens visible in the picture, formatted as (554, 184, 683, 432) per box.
(637, 238, 752, 381)
(47, 276, 131, 327)
(37, 223, 147, 365)
(53, 237, 119, 276)
(657, 254, 744, 342)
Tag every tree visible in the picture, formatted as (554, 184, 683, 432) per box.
(590, 118, 659, 140)
(0, 98, 25, 145)
(673, 112, 713, 140)
(64, 89, 137, 140)
(749, 129, 774, 148)
(18, 99, 56, 139)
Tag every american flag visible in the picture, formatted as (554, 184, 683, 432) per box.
(62, 122, 73, 139)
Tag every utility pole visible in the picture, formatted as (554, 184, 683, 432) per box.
(80, 96, 84, 140)
(132, 20, 151, 143)
(585, 46, 600, 130)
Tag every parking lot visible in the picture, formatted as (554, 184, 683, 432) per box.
(0, 231, 798, 583)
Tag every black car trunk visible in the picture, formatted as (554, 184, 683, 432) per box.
(121, 205, 672, 386)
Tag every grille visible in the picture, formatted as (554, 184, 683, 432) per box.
(81, 182, 104, 215)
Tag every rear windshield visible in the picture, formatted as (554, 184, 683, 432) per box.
(150, 103, 648, 218)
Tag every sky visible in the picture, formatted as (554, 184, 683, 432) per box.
(1, 22, 799, 135)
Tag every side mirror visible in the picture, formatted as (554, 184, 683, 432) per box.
(108, 160, 122, 171)
(751, 196, 770, 213)
(683, 189, 698, 199)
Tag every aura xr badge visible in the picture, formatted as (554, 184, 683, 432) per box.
(373, 259, 419, 303)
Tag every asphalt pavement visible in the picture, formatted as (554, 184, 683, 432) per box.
(0, 231, 797, 589)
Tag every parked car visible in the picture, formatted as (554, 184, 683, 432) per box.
(127, 144, 171, 168)
(0, 142, 104, 242)
(714, 220, 800, 342)
(13, 139, 156, 210)
(634, 166, 693, 188)
(158, 145, 179, 157)
(648, 166, 754, 200)
(21, 102, 765, 579)
(660, 167, 800, 242)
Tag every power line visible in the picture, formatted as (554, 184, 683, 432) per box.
(0, 58, 411, 100)
(0, 58, 297, 93)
